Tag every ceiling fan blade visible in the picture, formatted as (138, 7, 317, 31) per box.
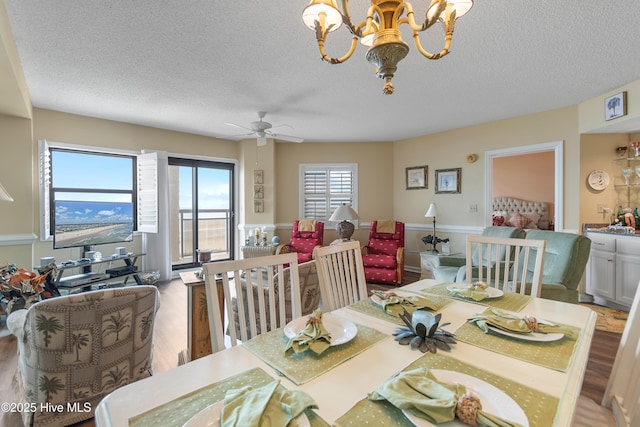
(268, 132, 304, 143)
(224, 122, 255, 132)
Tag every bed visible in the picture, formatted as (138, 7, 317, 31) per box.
(492, 196, 551, 230)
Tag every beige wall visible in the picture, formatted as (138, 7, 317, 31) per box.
(580, 133, 640, 225)
(274, 142, 394, 244)
(493, 151, 555, 219)
(394, 106, 581, 267)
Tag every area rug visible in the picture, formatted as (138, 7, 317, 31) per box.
(580, 303, 628, 334)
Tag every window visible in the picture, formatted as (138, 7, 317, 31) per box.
(299, 163, 358, 223)
(39, 140, 158, 240)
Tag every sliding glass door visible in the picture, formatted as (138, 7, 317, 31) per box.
(169, 158, 234, 270)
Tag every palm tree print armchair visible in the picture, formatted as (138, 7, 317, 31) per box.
(6, 285, 159, 427)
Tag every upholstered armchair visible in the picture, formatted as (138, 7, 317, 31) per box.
(519, 230, 591, 303)
(361, 220, 405, 285)
(276, 219, 324, 263)
(433, 226, 527, 283)
(6, 286, 159, 427)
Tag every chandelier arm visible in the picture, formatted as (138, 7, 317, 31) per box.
(313, 21, 359, 64)
(403, 0, 447, 32)
(412, 26, 453, 60)
(340, 1, 381, 38)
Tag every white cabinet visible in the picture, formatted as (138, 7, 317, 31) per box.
(585, 231, 640, 310)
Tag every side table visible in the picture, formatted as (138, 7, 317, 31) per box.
(420, 252, 462, 280)
(179, 271, 223, 361)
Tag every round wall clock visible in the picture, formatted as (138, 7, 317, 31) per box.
(587, 170, 610, 190)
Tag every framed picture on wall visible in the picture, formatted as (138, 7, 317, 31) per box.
(254, 185, 264, 199)
(406, 165, 428, 189)
(435, 168, 461, 194)
(605, 92, 627, 121)
(254, 169, 264, 184)
(254, 199, 264, 213)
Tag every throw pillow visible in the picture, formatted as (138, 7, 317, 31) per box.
(509, 212, 531, 228)
(522, 212, 540, 229)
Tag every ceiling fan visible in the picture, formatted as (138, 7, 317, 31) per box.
(225, 112, 304, 146)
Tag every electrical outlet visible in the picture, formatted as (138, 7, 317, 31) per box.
(469, 203, 478, 213)
(597, 204, 607, 213)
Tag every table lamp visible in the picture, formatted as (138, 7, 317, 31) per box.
(329, 204, 358, 240)
(424, 203, 439, 253)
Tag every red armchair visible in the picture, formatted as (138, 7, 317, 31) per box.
(276, 220, 324, 263)
(361, 220, 405, 285)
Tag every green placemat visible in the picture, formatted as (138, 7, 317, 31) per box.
(454, 321, 580, 372)
(348, 295, 452, 325)
(129, 367, 329, 427)
(419, 282, 533, 312)
(334, 353, 559, 427)
(244, 324, 388, 385)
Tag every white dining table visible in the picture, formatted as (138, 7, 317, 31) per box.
(94, 279, 597, 426)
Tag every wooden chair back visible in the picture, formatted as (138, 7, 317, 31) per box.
(466, 235, 546, 297)
(202, 252, 300, 353)
(313, 241, 368, 311)
(602, 281, 640, 426)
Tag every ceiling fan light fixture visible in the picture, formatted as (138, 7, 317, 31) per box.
(302, 0, 473, 94)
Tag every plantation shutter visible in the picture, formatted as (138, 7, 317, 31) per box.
(137, 151, 158, 233)
(300, 164, 357, 221)
(38, 139, 52, 239)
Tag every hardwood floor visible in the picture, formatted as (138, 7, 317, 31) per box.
(0, 270, 621, 426)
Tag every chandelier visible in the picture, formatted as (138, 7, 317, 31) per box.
(302, 0, 473, 95)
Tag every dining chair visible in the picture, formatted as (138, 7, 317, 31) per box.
(573, 281, 640, 426)
(313, 240, 368, 311)
(465, 235, 546, 297)
(202, 252, 301, 353)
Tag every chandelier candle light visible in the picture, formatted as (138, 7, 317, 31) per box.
(302, 0, 473, 95)
(329, 204, 359, 240)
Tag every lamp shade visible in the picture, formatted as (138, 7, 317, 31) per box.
(425, 203, 437, 218)
(329, 204, 358, 221)
(0, 183, 14, 202)
(302, 0, 343, 31)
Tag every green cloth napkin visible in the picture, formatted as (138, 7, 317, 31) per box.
(370, 290, 437, 316)
(221, 379, 317, 427)
(285, 309, 332, 356)
(447, 284, 490, 301)
(468, 308, 562, 335)
(368, 368, 523, 427)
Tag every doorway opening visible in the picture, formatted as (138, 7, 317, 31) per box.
(485, 141, 563, 231)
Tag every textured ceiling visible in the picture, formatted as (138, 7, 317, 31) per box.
(5, 1, 640, 143)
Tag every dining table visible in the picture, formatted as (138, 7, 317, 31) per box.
(94, 279, 597, 426)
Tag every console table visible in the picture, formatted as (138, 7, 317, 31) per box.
(52, 253, 145, 292)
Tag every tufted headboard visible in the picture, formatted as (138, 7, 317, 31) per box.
(492, 196, 550, 230)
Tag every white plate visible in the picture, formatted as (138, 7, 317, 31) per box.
(284, 313, 357, 346)
(402, 370, 529, 427)
(446, 284, 503, 299)
(182, 400, 311, 427)
(487, 325, 564, 342)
